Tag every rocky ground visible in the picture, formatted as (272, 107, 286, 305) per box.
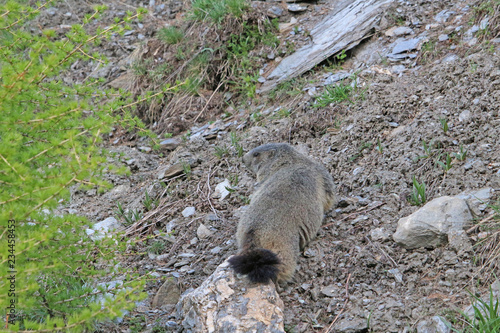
(38, 0, 500, 332)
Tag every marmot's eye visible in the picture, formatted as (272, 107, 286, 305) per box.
(253, 152, 260, 157)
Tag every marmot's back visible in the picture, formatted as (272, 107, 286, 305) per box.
(229, 143, 336, 283)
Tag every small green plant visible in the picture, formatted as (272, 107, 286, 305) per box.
(409, 176, 426, 206)
(451, 289, 500, 333)
(420, 40, 436, 63)
(376, 138, 384, 154)
(143, 190, 159, 211)
(115, 202, 143, 226)
(314, 81, 353, 107)
(275, 108, 291, 118)
(417, 139, 434, 160)
(214, 145, 230, 159)
(229, 174, 240, 185)
(349, 142, 373, 162)
(164, 132, 173, 138)
(158, 26, 184, 44)
(268, 79, 304, 100)
(239, 195, 251, 204)
(436, 153, 453, 172)
(182, 162, 192, 176)
(454, 145, 468, 161)
(230, 132, 245, 157)
(439, 117, 449, 133)
(336, 49, 347, 62)
(148, 240, 166, 254)
(250, 111, 263, 122)
(189, 0, 249, 25)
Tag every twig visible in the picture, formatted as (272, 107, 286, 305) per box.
(323, 201, 386, 229)
(323, 273, 352, 333)
(466, 212, 497, 234)
(194, 81, 224, 122)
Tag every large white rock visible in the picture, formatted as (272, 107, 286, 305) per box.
(393, 196, 472, 249)
(176, 259, 285, 332)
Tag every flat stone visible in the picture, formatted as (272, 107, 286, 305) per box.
(385, 26, 414, 37)
(434, 10, 455, 23)
(287, 4, 308, 12)
(393, 196, 473, 249)
(182, 207, 196, 217)
(196, 223, 212, 239)
(438, 34, 449, 41)
(152, 278, 181, 309)
(159, 138, 180, 150)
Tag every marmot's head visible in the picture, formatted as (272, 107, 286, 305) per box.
(243, 143, 296, 181)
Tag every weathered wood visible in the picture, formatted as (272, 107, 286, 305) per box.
(259, 0, 393, 92)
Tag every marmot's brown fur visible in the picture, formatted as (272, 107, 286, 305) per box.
(228, 143, 336, 284)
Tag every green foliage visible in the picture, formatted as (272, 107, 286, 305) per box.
(214, 145, 230, 159)
(314, 80, 353, 107)
(226, 20, 278, 98)
(376, 138, 384, 154)
(189, 0, 249, 24)
(436, 152, 453, 172)
(143, 190, 159, 211)
(449, 289, 500, 333)
(440, 117, 449, 133)
(409, 176, 426, 206)
(230, 132, 245, 157)
(148, 240, 166, 255)
(269, 79, 305, 101)
(157, 26, 184, 45)
(0, 2, 148, 330)
(454, 145, 468, 161)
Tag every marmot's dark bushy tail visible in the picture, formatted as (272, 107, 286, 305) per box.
(228, 248, 281, 284)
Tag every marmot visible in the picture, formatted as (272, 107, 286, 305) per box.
(228, 143, 336, 284)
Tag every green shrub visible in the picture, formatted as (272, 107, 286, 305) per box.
(158, 26, 184, 44)
(0, 2, 149, 331)
(189, 0, 248, 24)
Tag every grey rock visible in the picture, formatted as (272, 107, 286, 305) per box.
(434, 10, 455, 23)
(442, 54, 459, 64)
(152, 278, 181, 309)
(388, 268, 403, 283)
(416, 316, 450, 333)
(176, 259, 285, 332)
(159, 138, 180, 150)
(182, 207, 196, 217)
(337, 317, 369, 332)
(391, 65, 406, 74)
(323, 71, 351, 86)
(448, 230, 473, 255)
(388, 37, 424, 60)
(321, 285, 336, 297)
(370, 228, 391, 242)
(210, 246, 222, 254)
(455, 187, 494, 215)
(157, 158, 199, 180)
(385, 26, 414, 37)
(138, 146, 151, 153)
(288, 4, 308, 12)
(86, 217, 121, 241)
(480, 17, 489, 30)
(47, 7, 57, 16)
(213, 179, 232, 201)
(438, 34, 449, 42)
(393, 196, 473, 249)
(267, 6, 284, 18)
(196, 223, 212, 239)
